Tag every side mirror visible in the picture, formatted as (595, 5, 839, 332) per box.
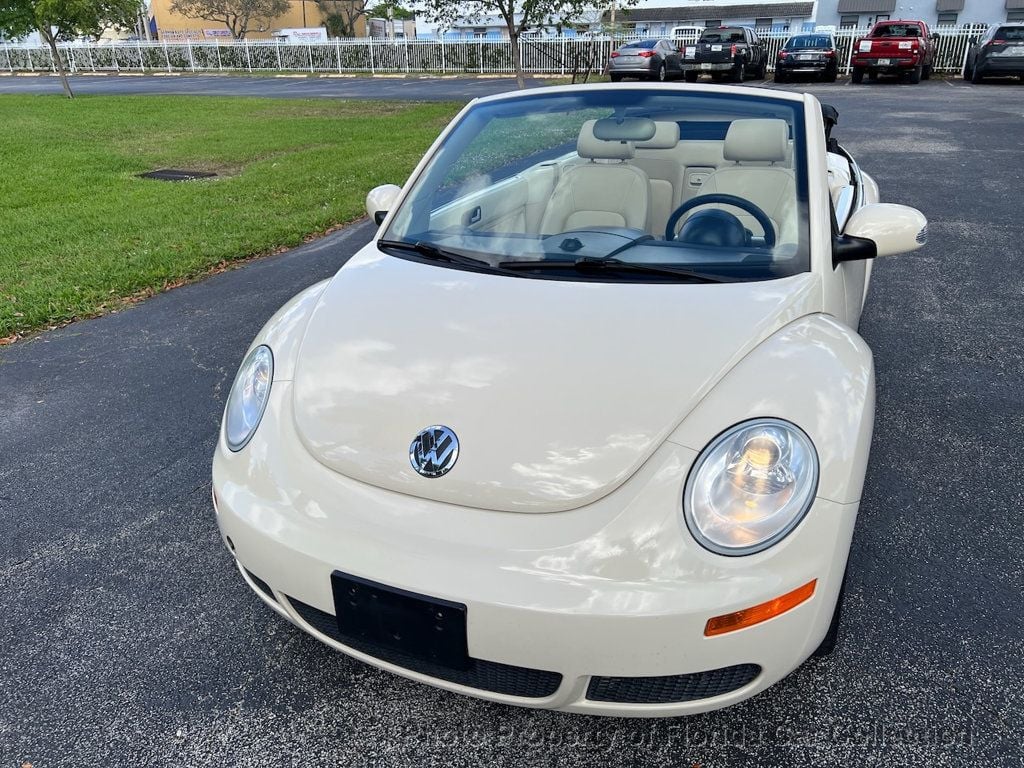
(366, 184, 401, 226)
(834, 203, 927, 264)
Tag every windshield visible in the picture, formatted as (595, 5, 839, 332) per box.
(382, 89, 810, 283)
(700, 29, 744, 43)
(874, 23, 923, 37)
(786, 35, 832, 48)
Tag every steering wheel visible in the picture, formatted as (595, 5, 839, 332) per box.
(665, 193, 776, 249)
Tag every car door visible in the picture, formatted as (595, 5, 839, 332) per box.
(662, 39, 681, 72)
(746, 29, 761, 66)
(833, 189, 869, 328)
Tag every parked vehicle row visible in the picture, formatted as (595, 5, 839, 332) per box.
(607, 22, 1024, 86)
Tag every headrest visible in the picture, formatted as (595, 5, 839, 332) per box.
(723, 119, 789, 163)
(577, 119, 635, 160)
(636, 121, 680, 149)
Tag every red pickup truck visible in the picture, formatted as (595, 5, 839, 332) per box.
(851, 20, 938, 84)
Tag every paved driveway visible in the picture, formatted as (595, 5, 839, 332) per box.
(0, 72, 543, 100)
(2, 81, 1023, 766)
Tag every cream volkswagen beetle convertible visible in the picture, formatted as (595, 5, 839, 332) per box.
(213, 84, 926, 716)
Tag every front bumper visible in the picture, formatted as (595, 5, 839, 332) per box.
(213, 383, 857, 716)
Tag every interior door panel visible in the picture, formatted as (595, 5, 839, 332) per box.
(431, 177, 530, 235)
(430, 161, 562, 237)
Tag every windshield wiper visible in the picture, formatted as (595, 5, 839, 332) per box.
(377, 239, 495, 270)
(498, 256, 735, 283)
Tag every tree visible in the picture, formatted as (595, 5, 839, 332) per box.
(315, 0, 365, 37)
(367, 1, 411, 20)
(0, 0, 139, 98)
(169, 0, 290, 40)
(417, 1, 637, 89)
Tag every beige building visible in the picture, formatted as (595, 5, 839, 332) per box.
(149, 0, 368, 41)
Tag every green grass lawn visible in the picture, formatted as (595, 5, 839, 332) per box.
(0, 95, 461, 341)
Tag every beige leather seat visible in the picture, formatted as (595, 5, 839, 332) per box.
(630, 121, 684, 237)
(697, 119, 797, 243)
(540, 120, 650, 234)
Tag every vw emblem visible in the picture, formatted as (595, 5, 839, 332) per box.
(409, 425, 459, 478)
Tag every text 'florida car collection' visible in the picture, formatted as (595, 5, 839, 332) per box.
(213, 82, 927, 716)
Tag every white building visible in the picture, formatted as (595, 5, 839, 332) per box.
(609, 2, 817, 33)
(815, 0, 1024, 28)
(611, 0, 1020, 31)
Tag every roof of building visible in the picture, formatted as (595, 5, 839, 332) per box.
(835, 0, 897, 13)
(605, 3, 815, 23)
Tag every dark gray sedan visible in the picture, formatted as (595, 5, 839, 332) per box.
(774, 34, 838, 82)
(608, 39, 683, 81)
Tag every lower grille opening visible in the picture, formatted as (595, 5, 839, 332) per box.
(288, 596, 562, 699)
(243, 568, 277, 603)
(587, 664, 761, 704)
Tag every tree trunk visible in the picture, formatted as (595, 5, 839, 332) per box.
(509, 30, 526, 89)
(40, 27, 73, 99)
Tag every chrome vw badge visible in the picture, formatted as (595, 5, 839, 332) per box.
(409, 425, 459, 478)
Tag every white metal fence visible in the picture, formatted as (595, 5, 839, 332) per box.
(0, 26, 988, 78)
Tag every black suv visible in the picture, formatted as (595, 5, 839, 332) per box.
(682, 26, 768, 82)
(774, 33, 839, 82)
(964, 23, 1024, 83)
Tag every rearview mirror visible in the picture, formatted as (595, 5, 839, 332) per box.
(366, 184, 401, 226)
(834, 203, 927, 264)
(593, 117, 657, 142)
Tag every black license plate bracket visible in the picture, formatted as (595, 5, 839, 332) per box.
(331, 571, 470, 670)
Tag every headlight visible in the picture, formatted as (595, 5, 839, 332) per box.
(683, 418, 818, 556)
(224, 345, 273, 452)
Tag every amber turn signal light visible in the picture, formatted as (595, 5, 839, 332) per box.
(705, 579, 817, 637)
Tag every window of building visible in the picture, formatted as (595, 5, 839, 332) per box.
(874, 14, 890, 23)
(705, 19, 722, 27)
(1008, 11, 1024, 22)
(840, 14, 859, 27)
(755, 17, 773, 28)
(936, 12, 958, 25)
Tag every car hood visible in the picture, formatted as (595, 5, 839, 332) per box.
(291, 247, 821, 513)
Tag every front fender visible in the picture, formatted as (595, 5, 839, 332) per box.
(667, 314, 875, 505)
(245, 279, 330, 382)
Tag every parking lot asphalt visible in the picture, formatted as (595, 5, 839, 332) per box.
(2, 80, 1024, 767)
(0, 72, 547, 100)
